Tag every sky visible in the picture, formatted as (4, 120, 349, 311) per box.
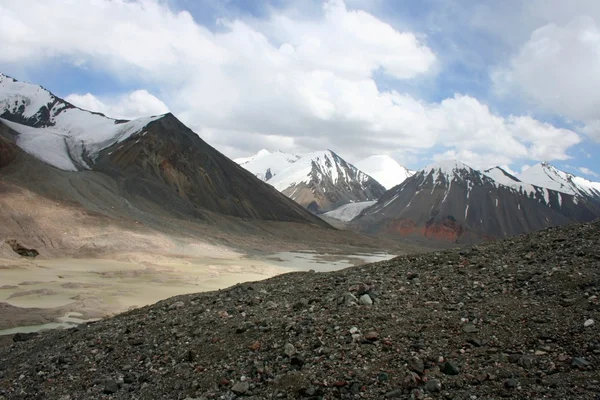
(1, 0, 599, 178)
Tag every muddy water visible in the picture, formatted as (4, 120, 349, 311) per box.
(263, 251, 395, 272)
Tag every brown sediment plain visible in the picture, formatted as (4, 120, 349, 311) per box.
(0, 246, 291, 331)
(0, 246, 290, 330)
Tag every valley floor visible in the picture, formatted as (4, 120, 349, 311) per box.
(0, 245, 395, 335)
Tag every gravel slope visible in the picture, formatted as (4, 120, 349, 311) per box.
(1, 221, 600, 399)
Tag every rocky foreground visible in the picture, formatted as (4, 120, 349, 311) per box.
(2, 222, 600, 399)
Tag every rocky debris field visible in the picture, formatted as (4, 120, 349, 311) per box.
(2, 221, 600, 399)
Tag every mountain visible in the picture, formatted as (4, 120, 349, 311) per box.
(267, 150, 386, 213)
(353, 160, 600, 243)
(235, 149, 300, 181)
(520, 162, 600, 200)
(0, 73, 328, 225)
(354, 155, 414, 190)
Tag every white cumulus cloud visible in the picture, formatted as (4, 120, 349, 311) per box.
(0, 0, 583, 166)
(493, 16, 600, 141)
(65, 91, 169, 120)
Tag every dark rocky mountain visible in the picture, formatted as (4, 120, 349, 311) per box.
(2, 220, 600, 399)
(0, 73, 328, 225)
(267, 150, 386, 213)
(353, 160, 600, 243)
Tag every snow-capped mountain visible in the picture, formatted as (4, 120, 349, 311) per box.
(0, 73, 329, 225)
(520, 162, 600, 200)
(355, 155, 414, 190)
(235, 149, 300, 181)
(0, 73, 161, 171)
(268, 150, 386, 213)
(353, 160, 600, 243)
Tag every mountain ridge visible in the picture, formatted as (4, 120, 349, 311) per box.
(353, 159, 600, 242)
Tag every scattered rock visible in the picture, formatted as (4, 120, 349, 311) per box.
(231, 381, 249, 395)
(283, 343, 296, 357)
(408, 357, 424, 374)
(441, 361, 460, 375)
(504, 378, 519, 389)
(572, 357, 591, 370)
(103, 380, 119, 394)
(425, 379, 441, 392)
(462, 324, 479, 333)
(584, 318, 595, 327)
(359, 294, 373, 305)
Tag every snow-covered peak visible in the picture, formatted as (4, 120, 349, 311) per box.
(520, 162, 600, 198)
(269, 149, 370, 191)
(0, 74, 164, 171)
(419, 160, 477, 184)
(235, 149, 300, 181)
(355, 155, 414, 190)
(0, 74, 57, 124)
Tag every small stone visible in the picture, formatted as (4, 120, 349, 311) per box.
(384, 389, 403, 398)
(365, 331, 379, 341)
(293, 298, 309, 310)
(249, 341, 261, 351)
(350, 382, 361, 394)
(350, 327, 359, 334)
(504, 378, 519, 389)
(104, 380, 119, 394)
(425, 379, 442, 393)
(377, 372, 389, 382)
(584, 319, 595, 327)
(343, 292, 358, 305)
(231, 381, 250, 395)
(408, 357, 424, 374)
(265, 301, 278, 310)
(284, 343, 296, 357)
(441, 361, 460, 375)
(168, 301, 185, 310)
(462, 324, 479, 333)
(359, 294, 373, 305)
(572, 357, 591, 369)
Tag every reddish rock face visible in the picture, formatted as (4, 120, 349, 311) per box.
(384, 218, 468, 242)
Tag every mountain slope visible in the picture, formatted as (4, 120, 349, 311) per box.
(520, 162, 600, 199)
(355, 155, 414, 189)
(268, 150, 386, 213)
(354, 160, 600, 243)
(3, 220, 600, 399)
(235, 149, 300, 181)
(0, 73, 328, 225)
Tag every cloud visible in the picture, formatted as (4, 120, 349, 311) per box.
(0, 0, 583, 165)
(493, 16, 600, 141)
(578, 166, 599, 178)
(65, 91, 169, 120)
